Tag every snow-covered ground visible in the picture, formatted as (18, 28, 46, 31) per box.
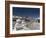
(12, 16, 40, 31)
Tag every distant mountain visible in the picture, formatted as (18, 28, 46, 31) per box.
(13, 16, 34, 20)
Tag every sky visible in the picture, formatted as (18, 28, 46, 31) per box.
(13, 7, 40, 18)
